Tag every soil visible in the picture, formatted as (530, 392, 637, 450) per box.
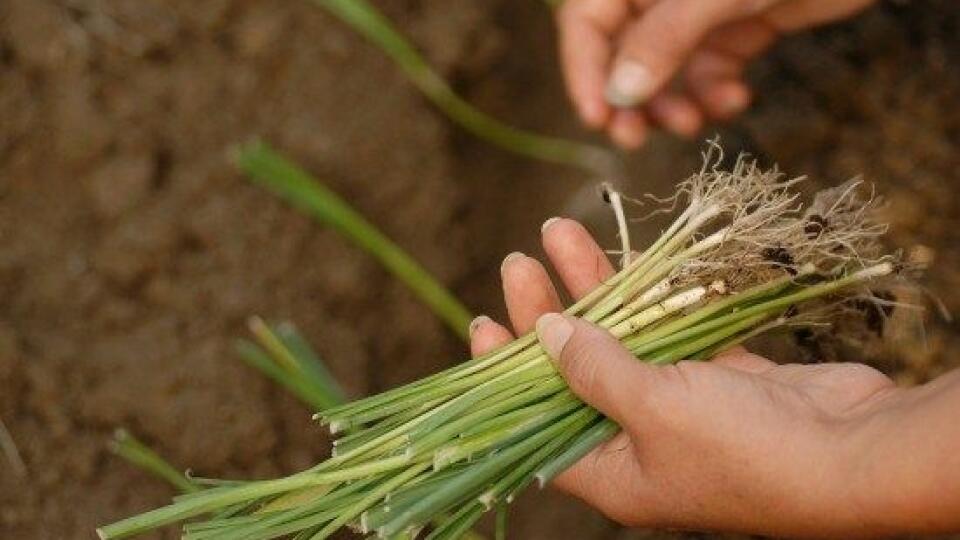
(0, 1, 957, 539)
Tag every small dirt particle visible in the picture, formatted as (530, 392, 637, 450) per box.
(85, 151, 156, 220)
(804, 214, 828, 239)
(762, 246, 796, 273)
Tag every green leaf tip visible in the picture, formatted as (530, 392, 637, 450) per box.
(235, 142, 473, 338)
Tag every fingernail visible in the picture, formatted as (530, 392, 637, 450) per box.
(536, 313, 574, 361)
(501, 251, 524, 274)
(579, 100, 605, 128)
(723, 95, 748, 115)
(611, 122, 647, 150)
(469, 315, 492, 336)
(605, 61, 654, 108)
(541, 217, 562, 233)
(721, 87, 750, 116)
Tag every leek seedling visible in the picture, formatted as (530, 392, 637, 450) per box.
(111, 430, 198, 494)
(238, 142, 473, 339)
(100, 147, 900, 540)
(115, 321, 488, 540)
(112, 320, 343, 495)
(495, 505, 507, 540)
(313, 0, 617, 177)
(237, 317, 347, 411)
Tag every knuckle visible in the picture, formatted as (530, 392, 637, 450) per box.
(654, 22, 697, 63)
(561, 331, 606, 395)
(638, 361, 704, 417)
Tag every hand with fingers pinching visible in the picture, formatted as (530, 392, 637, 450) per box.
(469, 217, 960, 538)
(555, 0, 876, 148)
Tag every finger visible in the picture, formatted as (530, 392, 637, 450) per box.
(645, 91, 704, 138)
(608, 109, 649, 149)
(541, 218, 616, 300)
(469, 315, 515, 357)
(536, 313, 661, 428)
(711, 346, 777, 374)
(765, 0, 875, 32)
(604, 0, 774, 107)
(556, 0, 630, 127)
(688, 77, 752, 121)
(703, 17, 778, 60)
(685, 50, 752, 120)
(686, 47, 743, 81)
(700, 79, 752, 121)
(501, 252, 563, 334)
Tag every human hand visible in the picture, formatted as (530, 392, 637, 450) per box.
(555, 0, 876, 148)
(470, 217, 910, 537)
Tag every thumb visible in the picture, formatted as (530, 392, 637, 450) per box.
(605, 0, 774, 107)
(536, 313, 660, 429)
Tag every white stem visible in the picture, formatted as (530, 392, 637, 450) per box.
(633, 277, 674, 309)
(603, 184, 632, 268)
(585, 204, 722, 323)
(610, 286, 707, 338)
(852, 262, 894, 280)
(616, 224, 732, 304)
(686, 225, 731, 256)
(663, 286, 709, 311)
(599, 277, 674, 328)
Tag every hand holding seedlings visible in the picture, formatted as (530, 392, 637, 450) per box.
(555, 0, 876, 148)
(100, 149, 949, 539)
(481, 218, 960, 538)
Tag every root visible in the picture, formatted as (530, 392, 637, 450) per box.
(616, 139, 899, 300)
(601, 183, 633, 268)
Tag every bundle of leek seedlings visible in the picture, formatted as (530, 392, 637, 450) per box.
(99, 149, 898, 540)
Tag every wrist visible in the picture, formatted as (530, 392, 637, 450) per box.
(766, 387, 909, 539)
(786, 402, 901, 539)
(838, 385, 939, 537)
(725, 395, 902, 539)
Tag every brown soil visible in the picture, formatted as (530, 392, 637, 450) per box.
(0, 1, 957, 539)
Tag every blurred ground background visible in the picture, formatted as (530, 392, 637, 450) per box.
(0, 0, 958, 538)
